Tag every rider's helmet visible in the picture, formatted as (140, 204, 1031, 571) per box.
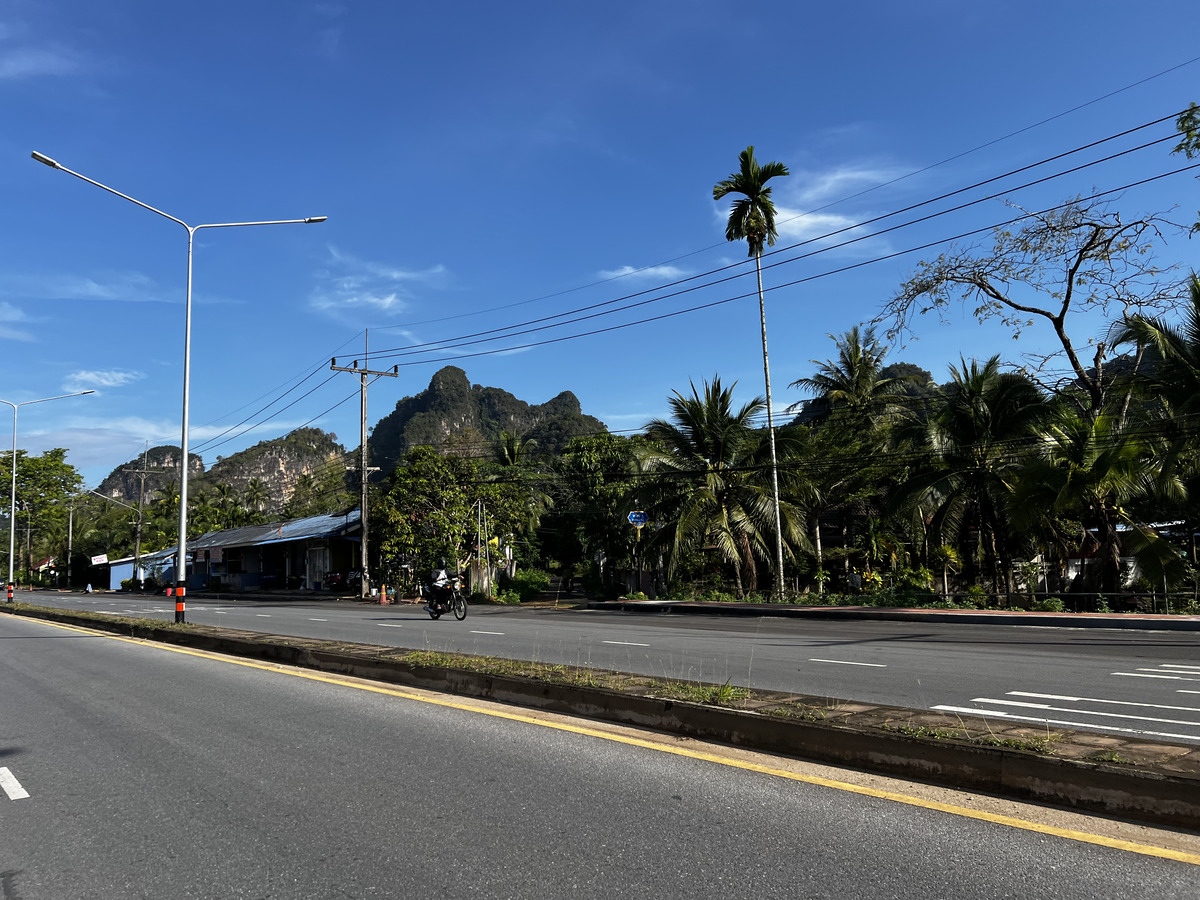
(437, 557, 447, 569)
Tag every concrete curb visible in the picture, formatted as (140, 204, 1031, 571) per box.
(6, 602, 1199, 830)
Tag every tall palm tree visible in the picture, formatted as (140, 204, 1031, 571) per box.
(641, 377, 806, 598)
(713, 146, 790, 601)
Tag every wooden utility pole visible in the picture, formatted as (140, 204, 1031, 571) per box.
(331, 330, 397, 599)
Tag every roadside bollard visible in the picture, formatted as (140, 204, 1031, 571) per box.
(380, 584, 388, 605)
(6, 582, 12, 603)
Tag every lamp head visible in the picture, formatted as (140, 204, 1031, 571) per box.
(304, 217, 327, 224)
(30, 151, 60, 168)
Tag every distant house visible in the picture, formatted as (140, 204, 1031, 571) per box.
(106, 509, 362, 592)
(187, 508, 362, 592)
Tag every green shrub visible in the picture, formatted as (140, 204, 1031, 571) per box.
(497, 568, 551, 602)
(491, 589, 522, 605)
(1032, 597, 1065, 612)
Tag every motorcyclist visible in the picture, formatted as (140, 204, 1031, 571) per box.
(425, 558, 451, 613)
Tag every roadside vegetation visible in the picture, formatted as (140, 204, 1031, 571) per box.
(8, 108, 1200, 613)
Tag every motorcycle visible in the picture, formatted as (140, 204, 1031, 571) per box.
(425, 574, 468, 621)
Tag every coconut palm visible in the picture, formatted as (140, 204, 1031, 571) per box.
(1011, 406, 1186, 593)
(244, 478, 268, 514)
(713, 146, 790, 600)
(898, 356, 1053, 593)
(640, 377, 806, 598)
(790, 325, 914, 432)
(1114, 273, 1200, 416)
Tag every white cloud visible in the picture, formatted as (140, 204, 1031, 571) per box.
(0, 16, 81, 80)
(310, 247, 447, 316)
(0, 271, 166, 303)
(789, 163, 911, 207)
(0, 301, 34, 341)
(0, 45, 78, 78)
(63, 369, 145, 393)
(597, 264, 687, 282)
(710, 161, 911, 256)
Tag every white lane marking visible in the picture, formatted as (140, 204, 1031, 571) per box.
(470, 630, 505, 635)
(0, 767, 29, 800)
(1009, 691, 1200, 713)
(809, 658, 887, 668)
(972, 698, 1200, 728)
(377, 623, 403, 628)
(255, 614, 271, 618)
(214, 611, 228, 615)
(309, 618, 328, 622)
(1113, 672, 1200, 681)
(931, 705, 1198, 742)
(1182, 690, 1200, 695)
(603, 640, 650, 647)
(1161, 664, 1200, 671)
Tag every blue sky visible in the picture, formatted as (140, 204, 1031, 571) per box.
(2, 0, 1198, 488)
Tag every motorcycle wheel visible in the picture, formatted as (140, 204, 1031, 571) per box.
(453, 592, 467, 621)
(427, 606, 442, 620)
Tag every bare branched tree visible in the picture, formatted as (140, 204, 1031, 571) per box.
(876, 197, 1183, 413)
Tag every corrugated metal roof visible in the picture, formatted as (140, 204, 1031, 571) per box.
(188, 509, 361, 551)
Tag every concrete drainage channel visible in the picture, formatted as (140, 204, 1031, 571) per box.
(6, 603, 1200, 831)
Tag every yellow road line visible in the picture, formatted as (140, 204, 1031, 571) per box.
(23, 616, 1200, 866)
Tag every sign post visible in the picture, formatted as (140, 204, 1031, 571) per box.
(627, 511, 647, 595)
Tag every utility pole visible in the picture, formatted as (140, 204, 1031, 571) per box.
(121, 443, 151, 590)
(66, 497, 74, 588)
(331, 330, 397, 599)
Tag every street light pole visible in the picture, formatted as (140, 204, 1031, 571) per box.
(31, 151, 325, 623)
(1, 391, 95, 599)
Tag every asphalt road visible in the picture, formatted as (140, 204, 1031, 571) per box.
(21, 591, 1200, 745)
(2, 612, 1197, 898)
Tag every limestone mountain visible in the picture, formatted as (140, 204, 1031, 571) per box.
(368, 366, 606, 473)
(96, 445, 203, 506)
(96, 428, 347, 516)
(205, 427, 348, 514)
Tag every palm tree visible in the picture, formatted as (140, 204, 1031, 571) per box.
(898, 356, 1053, 594)
(713, 146, 790, 601)
(790, 325, 914, 431)
(490, 431, 552, 538)
(244, 478, 268, 515)
(641, 377, 806, 598)
(1011, 406, 1186, 594)
(1114, 273, 1200, 416)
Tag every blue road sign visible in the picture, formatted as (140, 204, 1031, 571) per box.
(628, 510, 648, 527)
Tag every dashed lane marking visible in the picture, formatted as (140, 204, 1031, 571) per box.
(973, 697, 1200, 729)
(931, 704, 1198, 743)
(602, 640, 650, 647)
(0, 767, 29, 800)
(1008, 691, 1200, 714)
(809, 658, 887, 668)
